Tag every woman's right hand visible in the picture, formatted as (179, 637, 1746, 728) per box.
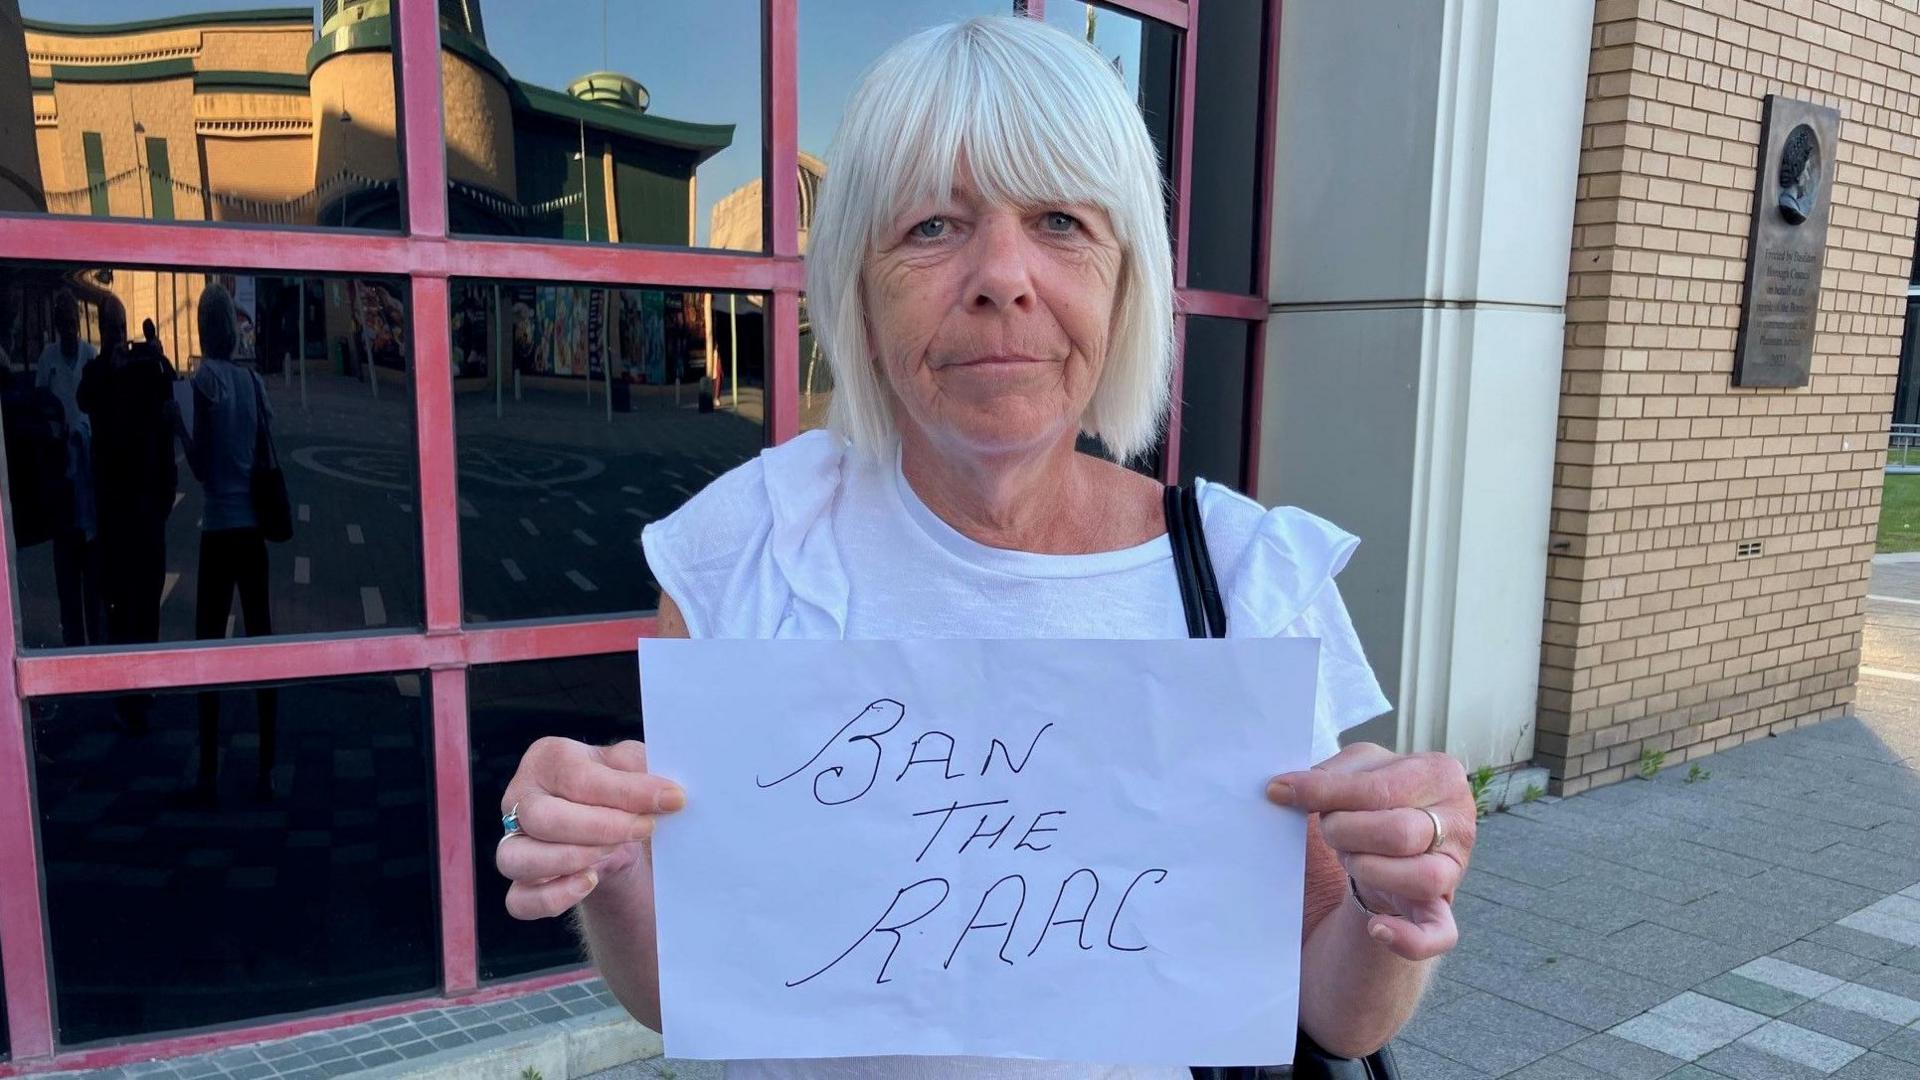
(496, 737, 685, 920)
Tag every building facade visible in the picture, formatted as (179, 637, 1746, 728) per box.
(0, 0, 1913, 1073)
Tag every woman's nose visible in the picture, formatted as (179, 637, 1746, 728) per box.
(966, 216, 1036, 312)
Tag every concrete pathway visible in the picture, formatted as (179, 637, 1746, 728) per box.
(1396, 553, 1920, 1078)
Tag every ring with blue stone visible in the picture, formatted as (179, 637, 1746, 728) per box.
(502, 802, 523, 838)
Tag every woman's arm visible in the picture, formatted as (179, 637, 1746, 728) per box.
(1280, 746, 1475, 1058)
(1297, 821, 1432, 1057)
(571, 591, 690, 1032)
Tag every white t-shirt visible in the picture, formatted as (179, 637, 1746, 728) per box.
(640, 429, 1392, 1080)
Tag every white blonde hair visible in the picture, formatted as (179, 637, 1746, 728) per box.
(805, 15, 1175, 462)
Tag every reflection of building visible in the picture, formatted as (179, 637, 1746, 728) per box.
(709, 150, 825, 253)
(5, 0, 736, 373)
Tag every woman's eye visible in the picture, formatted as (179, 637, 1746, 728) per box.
(1043, 212, 1080, 233)
(911, 217, 948, 239)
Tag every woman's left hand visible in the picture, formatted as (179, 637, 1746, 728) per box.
(1268, 742, 1476, 962)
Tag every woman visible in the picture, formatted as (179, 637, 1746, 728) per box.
(183, 284, 279, 803)
(499, 16, 1474, 1075)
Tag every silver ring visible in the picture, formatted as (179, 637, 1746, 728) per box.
(1421, 807, 1446, 854)
(502, 802, 523, 838)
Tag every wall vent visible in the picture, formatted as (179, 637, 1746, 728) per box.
(1736, 541, 1763, 559)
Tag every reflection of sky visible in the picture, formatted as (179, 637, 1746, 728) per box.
(26, 1, 1149, 245)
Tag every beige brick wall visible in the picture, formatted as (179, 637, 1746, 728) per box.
(1541, 0, 1919, 794)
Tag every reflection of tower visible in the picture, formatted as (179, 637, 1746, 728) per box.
(310, 0, 405, 225)
(567, 72, 649, 113)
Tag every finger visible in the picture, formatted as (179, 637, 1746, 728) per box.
(1363, 896, 1458, 962)
(1312, 742, 1398, 772)
(1320, 807, 1446, 858)
(1269, 752, 1465, 814)
(516, 791, 658, 846)
(496, 836, 619, 884)
(1343, 851, 1463, 902)
(598, 740, 650, 774)
(549, 753, 684, 816)
(505, 869, 600, 920)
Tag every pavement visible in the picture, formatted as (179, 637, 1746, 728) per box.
(1393, 552, 1920, 1079)
(35, 553, 1920, 1079)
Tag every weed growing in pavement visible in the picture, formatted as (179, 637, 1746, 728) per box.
(1638, 747, 1665, 779)
(1469, 765, 1497, 817)
(1522, 783, 1545, 803)
(1685, 763, 1711, 783)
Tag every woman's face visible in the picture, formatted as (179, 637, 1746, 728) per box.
(861, 181, 1123, 459)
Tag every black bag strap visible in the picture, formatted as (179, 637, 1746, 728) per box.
(1164, 484, 1226, 639)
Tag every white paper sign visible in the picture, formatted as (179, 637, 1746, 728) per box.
(641, 638, 1320, 1066)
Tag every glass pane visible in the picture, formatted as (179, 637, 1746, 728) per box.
(31, 672, 437, 1045)
(1042, 2, 1179, 203)
(1178, 316, 1252, 490)
(1188, 0, 1265, 294)
(2, 3, 403, 230)
(469, 652, 640, 981)
(439, 0, 761, 251)
(0, 262, 422, 649)
(452, 278, 763, 623)
(798, 0, 1011, 252)
(797, 292, 833, 433)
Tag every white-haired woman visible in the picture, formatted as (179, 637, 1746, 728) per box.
(499, 16, 1475, 1075)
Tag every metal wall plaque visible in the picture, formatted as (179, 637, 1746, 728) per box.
(1733, 95, 1841, 388)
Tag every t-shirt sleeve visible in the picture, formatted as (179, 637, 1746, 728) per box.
(639, 458, 776, 639)
(1201, 485, 1393, 766)
(1282, 578, 1393, 766)
(638, 430, 851, 639)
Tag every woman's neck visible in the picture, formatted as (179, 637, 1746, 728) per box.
(896, 426, 1160, 555)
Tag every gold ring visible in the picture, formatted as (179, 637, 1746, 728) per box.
(1422, 807, 1446, 854)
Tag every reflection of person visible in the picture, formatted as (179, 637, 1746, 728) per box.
(78, 297, 178, 675)
(36, 291, 104, 646)
(497, 17, 1474, 1074)
(184, 284, 279, 803)
(141, 317, 171, 373)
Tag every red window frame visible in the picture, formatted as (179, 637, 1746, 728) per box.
(0, 0, 1279, 1070)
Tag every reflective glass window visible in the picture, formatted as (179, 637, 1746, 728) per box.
(0, 263, 421, 649)
(468, 652, 640, 981)
(451, 278, 763, 623)
(1187, 0, 1266, 293)
(32, 672, 437, 1044)
(3, 2, 404, 230)
(1178, 316, 1252, 490)
(440, 1, 762, 251)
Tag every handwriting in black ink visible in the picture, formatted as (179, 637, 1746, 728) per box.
(785, 877, 951, 987)
(895, 730, 963, 782)
(1027, 867, 1099, 956)
(1013, 810, 1066, 853)
(756, 698, 905, 806)
(944, 874, 1028, 969)
(910, 799, 1011, 862)
(979, 722, 1055, 776)
(1106, 868, 1170, 952)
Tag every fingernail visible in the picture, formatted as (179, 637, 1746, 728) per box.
(1266, 781, 1295, 805)
(629, 817, 654, 841)
(655, 787, 686, 813)
(583, 869, 599, 893)
(1369, 922, 1392, 944)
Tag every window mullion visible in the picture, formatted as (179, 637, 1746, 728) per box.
(394, 0, 448, 239)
